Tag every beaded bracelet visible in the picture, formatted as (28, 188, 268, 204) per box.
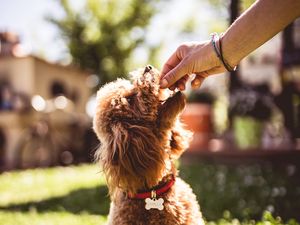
(210, 32, 237, 72)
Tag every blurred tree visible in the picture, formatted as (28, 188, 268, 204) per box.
(50, 0, 161, 87)
(208, 0, 255, 9)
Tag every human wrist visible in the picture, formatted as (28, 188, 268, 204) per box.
(220, 32, 240, 69)
(210, 33, 237, 72)
(206, 40, 222, 69)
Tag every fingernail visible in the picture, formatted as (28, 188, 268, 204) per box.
(194, 79, 200, 85)
(178, 84, 185, 91)
(160, 79, 168, 88)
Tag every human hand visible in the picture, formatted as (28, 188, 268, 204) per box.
(160, 41, 225, 90)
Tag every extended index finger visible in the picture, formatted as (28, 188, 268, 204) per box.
(160, 50, 182, 79)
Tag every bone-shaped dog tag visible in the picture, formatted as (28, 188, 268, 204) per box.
(145, 198, 164, 210)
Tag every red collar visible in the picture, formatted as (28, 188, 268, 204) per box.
(128, 177, 175, 199)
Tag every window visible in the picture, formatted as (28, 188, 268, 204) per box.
(50, 81, 66, 97)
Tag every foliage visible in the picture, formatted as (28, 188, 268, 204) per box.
(229, 84, 273, 121)
(232, 116, 264, 148)
(50, 0, 162, 87)
(180, 161, 300, 221)
(207, 0, 256, 12)
(207, 211, 300, 225)
(187, 90, 215, 104)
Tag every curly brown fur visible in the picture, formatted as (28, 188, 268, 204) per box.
(93, 66, 204, 224)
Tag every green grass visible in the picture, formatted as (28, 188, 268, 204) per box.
(0, 164, 109, 225)
(1, 163, 298, 225)
(0, 211, 107, 225)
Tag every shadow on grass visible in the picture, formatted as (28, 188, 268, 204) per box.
(0, 185, 110, 216)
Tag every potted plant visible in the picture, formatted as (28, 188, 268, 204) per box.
(229, 84, 273, 149)
(181, 90, 214, 151)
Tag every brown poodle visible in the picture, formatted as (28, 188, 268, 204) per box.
(93, 65, 204, 225)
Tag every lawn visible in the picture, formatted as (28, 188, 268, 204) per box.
(0, 163, 299, 225)
(0, 164, 109, 225)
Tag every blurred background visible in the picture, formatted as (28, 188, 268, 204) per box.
(0, 0, 300, 224)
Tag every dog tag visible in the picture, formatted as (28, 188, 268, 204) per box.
(145, 197, 164, 210)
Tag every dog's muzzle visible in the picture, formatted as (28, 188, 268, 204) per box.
(144, 65, 153, 73)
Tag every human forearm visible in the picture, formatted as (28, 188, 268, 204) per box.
(159, 0, 300, 89)
(223, 0, 300, 67)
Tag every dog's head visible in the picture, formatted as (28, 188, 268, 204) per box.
(93, 65, 191, 196)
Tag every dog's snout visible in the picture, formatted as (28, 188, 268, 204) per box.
(144, 65, 152, 73)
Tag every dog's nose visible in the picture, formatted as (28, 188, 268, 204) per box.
(144, 65, 152, 73)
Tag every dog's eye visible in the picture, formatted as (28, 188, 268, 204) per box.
(127, 97, 133, 104)
(126, 93, 137, 105)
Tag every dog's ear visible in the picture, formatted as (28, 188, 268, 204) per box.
(97, 122, 166, 195)
(169, 121, 192, 159)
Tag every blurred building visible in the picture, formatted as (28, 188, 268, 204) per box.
(0, 32, 95, 170)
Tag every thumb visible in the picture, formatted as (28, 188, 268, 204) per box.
(160, 60, 189, 88)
